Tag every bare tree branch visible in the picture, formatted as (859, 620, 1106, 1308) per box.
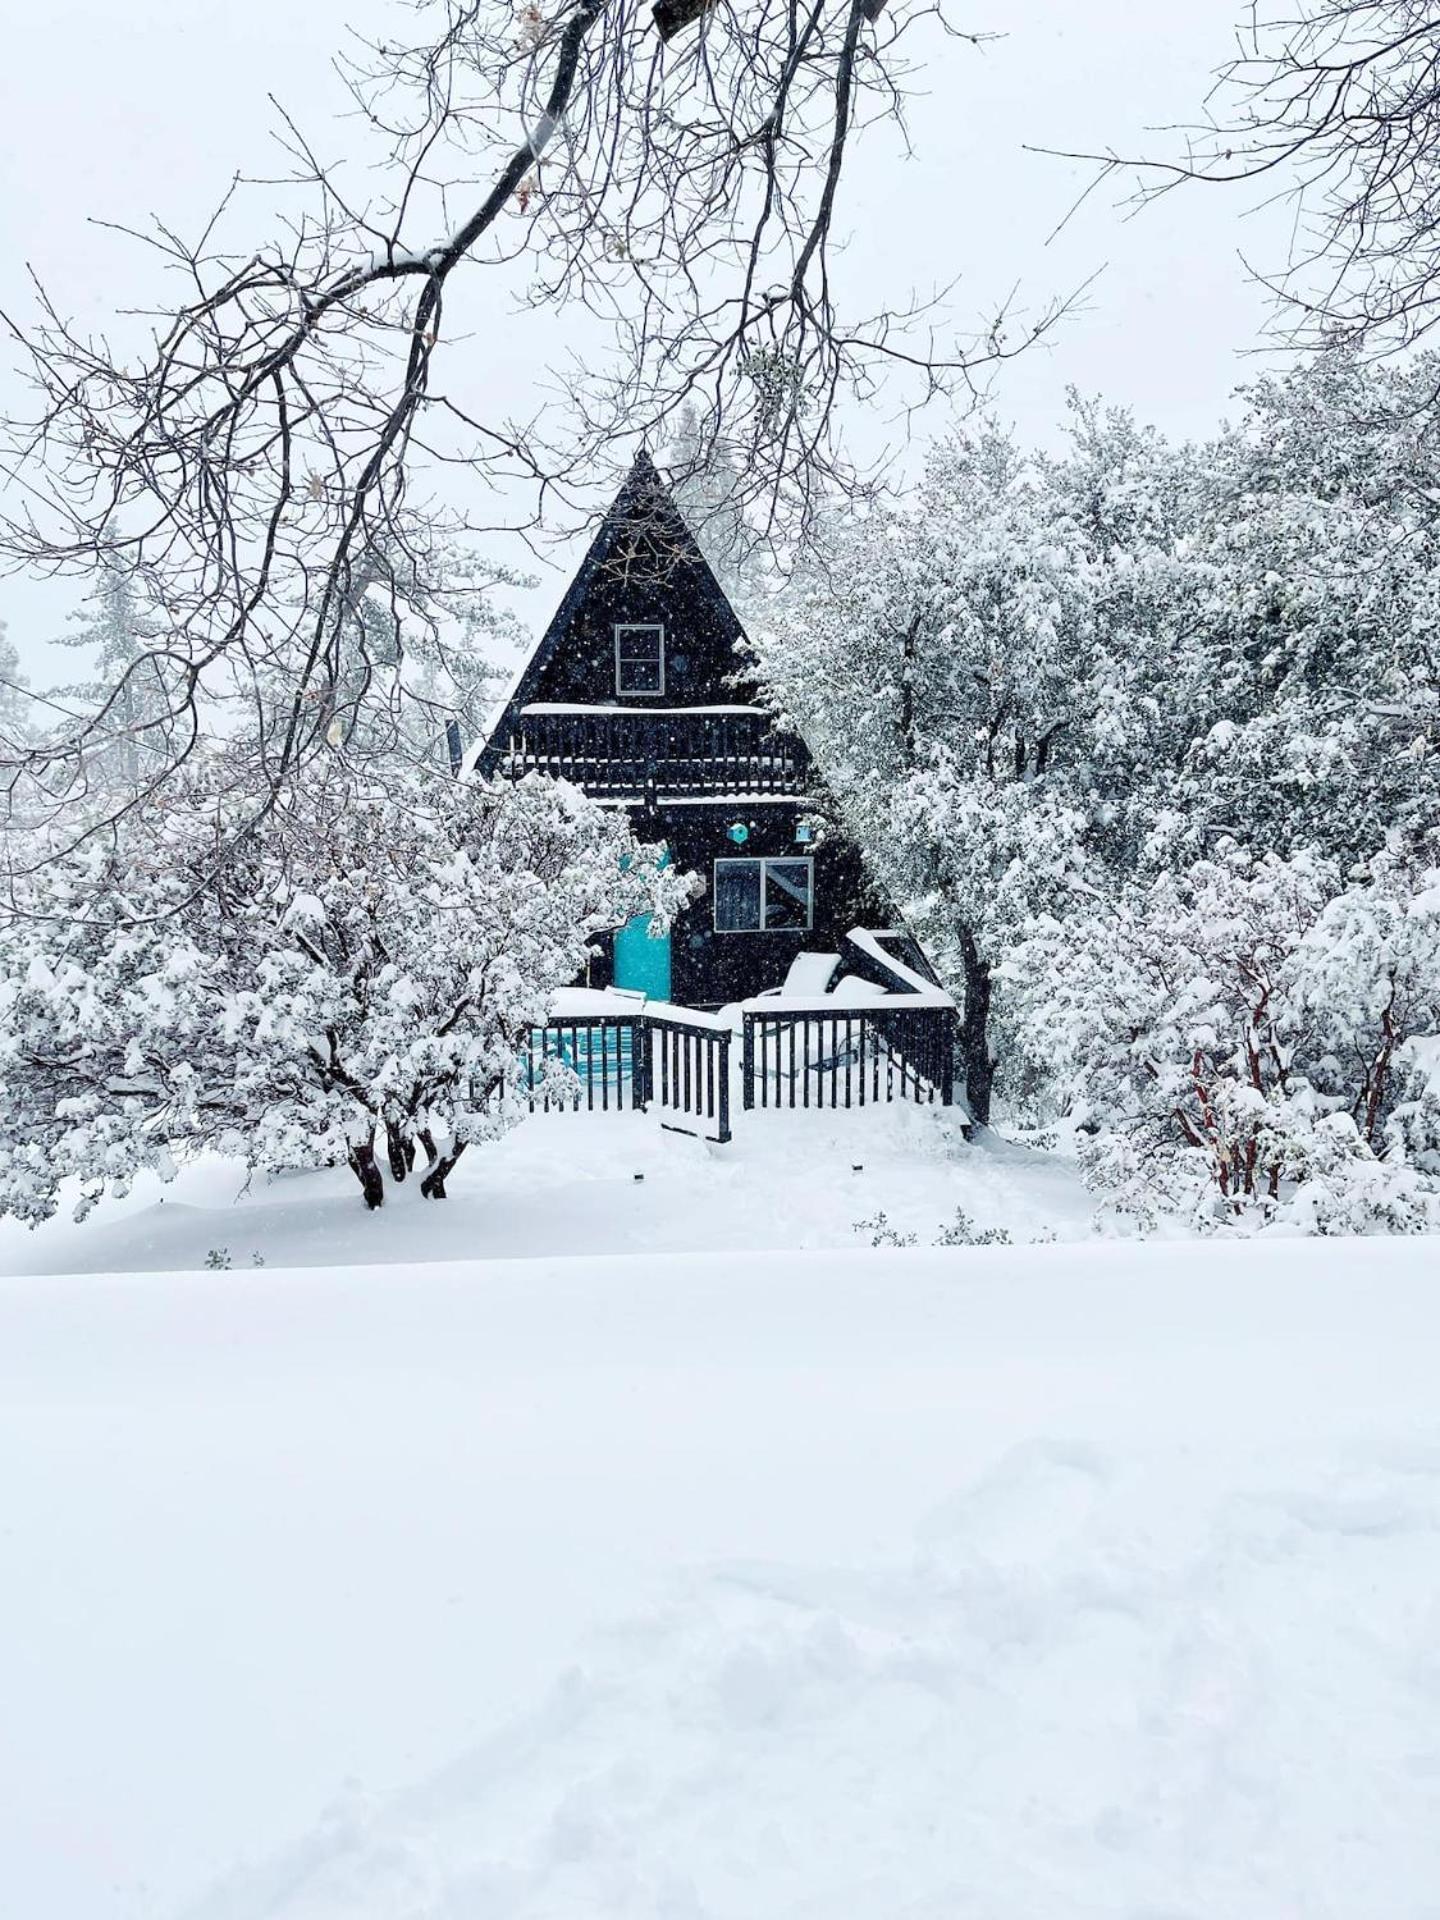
(0, 0, 1072, 862)
(1033, 1, 1440, 358)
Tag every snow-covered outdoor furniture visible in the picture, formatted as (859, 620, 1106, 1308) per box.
(738, 931, 957, 1111)
(828, 974, 891, 1005)
(753, 950, 843, 1000)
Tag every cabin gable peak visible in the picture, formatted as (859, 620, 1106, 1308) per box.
(479, 454, 756, 766)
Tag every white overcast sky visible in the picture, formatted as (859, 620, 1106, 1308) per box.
(0, 0, 1288, 680)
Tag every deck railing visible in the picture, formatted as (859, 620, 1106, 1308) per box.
(646, 1012, 732, 1143)
(519, 1008, 731, 1142)
(520, 1014, 645, 1115)
(741, 1004, 956, 1111)
(497, 708, 806, 799)
(520, 1000, 953, 1137)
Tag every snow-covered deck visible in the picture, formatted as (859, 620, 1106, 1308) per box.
(495, 703, 809, 800)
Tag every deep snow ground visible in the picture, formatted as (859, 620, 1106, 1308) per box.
(0, 1105, 1092, 1277)
(4, 1239, 1440, 1919)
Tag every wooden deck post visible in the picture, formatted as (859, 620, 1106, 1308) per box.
(716, 1029, 733, 1142)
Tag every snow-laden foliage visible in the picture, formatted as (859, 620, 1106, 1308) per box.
(1169, 352, 1440, 867)
(753, 399, 1209, 1124)
(0, 760, 688, 1220)
(754, 351, 1440, 1227)
(49, 559, 174, 793)
(1001, 846, 1440, 1232)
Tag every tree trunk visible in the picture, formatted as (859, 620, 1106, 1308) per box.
(385, 1122, 410, 1183)
(420, 1136, 467, 1200)
(957, 923, 995, 1128)
(349, 1138, 385, 1209)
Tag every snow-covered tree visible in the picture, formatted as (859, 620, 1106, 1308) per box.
(1003, 850, 1338, 1224)
(755, 351, 1440, 1165)
(1168, 350, 1440, 869)
(1002, 843, 1440, 1231)
(753, 406, 1203, 1122)
(49, 560, 173, 793)
(0, 757, 689, 1220)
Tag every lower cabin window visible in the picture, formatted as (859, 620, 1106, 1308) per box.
(713, 857, 814, 933)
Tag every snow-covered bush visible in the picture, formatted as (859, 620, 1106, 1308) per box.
(933, 1207, 1012, 1247)
(1003, 847, 1440, 1231)
(852, 1210, 918, 1248)
(1287, 844, 1440, 1144)
(0, 758, 689, 1219)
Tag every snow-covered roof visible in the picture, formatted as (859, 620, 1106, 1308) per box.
(845, 928, 951, 1003)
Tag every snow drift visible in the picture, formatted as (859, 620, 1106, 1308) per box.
(3, 1240, 1438, 1918)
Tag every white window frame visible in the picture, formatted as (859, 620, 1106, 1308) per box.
(712, 856, 814, 934)
(614, 622, 665, 697)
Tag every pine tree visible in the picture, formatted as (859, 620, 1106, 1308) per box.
(0, 618, 31, 750)
(50, 561, 171, 792)
(664, 406, 751, 602)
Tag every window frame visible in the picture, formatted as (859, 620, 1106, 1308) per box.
(712, 855, 815, 934)
(614, 622, 666, 697)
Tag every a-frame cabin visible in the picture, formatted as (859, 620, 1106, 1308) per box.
(474, 453, 920, 1010)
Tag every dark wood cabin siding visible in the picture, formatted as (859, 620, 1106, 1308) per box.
(479, 452, 912, 1010)
(522, 547, 751, 708)
(590, 801, 888, 1008)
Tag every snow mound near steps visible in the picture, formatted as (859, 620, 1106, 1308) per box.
(185, 1430, 1440, 1920)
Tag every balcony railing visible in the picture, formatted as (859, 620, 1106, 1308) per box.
(494, 704, 808, 800)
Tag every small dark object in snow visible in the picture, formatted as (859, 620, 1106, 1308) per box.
(633, 1172, 645, 1182)
(852, 1164, 864, 1172)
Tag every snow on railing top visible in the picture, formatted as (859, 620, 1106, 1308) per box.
(517, 703, 767, 718)
(547, 987, 731, 1031)
(642, 794, 811, 808)
(738, 989, 953, 1014)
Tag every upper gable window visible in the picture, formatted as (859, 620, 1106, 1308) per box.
(615, 623, 664, 696)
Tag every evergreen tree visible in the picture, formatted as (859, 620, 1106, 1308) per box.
(664, 406, 751, 603)
(50, 561, 172, 792)
(0, 618, 31, 750)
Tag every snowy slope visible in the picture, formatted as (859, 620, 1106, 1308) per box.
(0, 1107, 1091, 1278)
(3, 1240, 1439, 1919)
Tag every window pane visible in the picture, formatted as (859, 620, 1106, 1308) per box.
(763, 860, 812, 930)
(616, 624, 663, 695)
(714, 860, 762, 932)
(617, 656, 662, 693)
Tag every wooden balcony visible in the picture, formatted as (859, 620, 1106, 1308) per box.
(494, 704, 808, 801)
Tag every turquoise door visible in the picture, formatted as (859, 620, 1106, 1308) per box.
(613, 848, 672, 1000)
(613, 907, 672, 999)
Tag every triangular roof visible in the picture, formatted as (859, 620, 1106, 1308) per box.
(475, 452, 743, 773)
